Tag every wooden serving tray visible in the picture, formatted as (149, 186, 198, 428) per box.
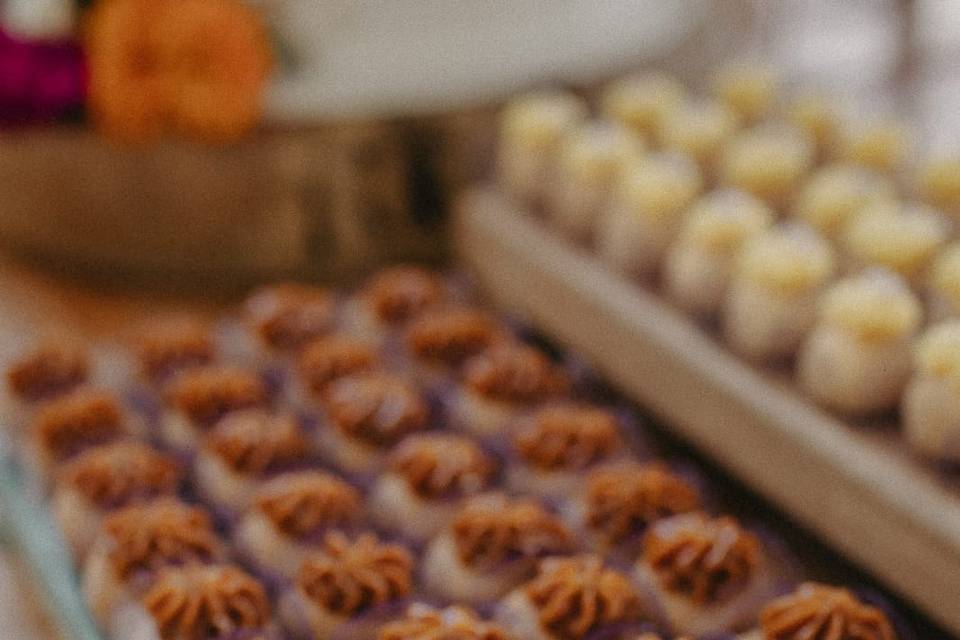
(453, 187, 960, 635)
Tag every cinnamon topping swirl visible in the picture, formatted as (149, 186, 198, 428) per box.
(363, 266, 445, 324)
(451, 494, 571, 567)
(298, 336, 380, 396)
(253, 471, 362, 539)
(585, 463, 700, 542)
(246, 282, 336, 352)
(389, 434, 494, 499)
(58, 441, 181, 509)
(759, 583, 896, 640)
(513, 405, 621, 471)
(203, 410, 306, 475)
(6, 341, 88, 401)
(463, 345, 570, 404)
(406, 309, 504, 366)
(642, 513, 761, 604)
(143, 564, 270, 640)
(524, 555, 640, 640)
(135, 317, 214, 382)
(297, 531, 413, 616)
(103, 499, 220, 579)
(35, 388, 127, 463)
(164, 367, 267, 427)
(324, 373, 429, 446)
(379, 604, 511, 640)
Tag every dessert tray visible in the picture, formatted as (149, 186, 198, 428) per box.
(453, 187, 960, 635)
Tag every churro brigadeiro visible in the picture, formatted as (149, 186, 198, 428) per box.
(404, 308, 506, 384)
(245, 282, 336, 358)
(346, 266, 447, 343)
(5, 340, 88, 410)
(134, 317, 214, 385)
(379, 604, 511, 640)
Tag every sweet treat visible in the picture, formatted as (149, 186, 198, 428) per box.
(108, 563, 272, 640)
(498, 91, 588, 205)
(793, 164, 896, 238)
(4, 339, 89, 431)
(29, 387, 131, 483)
(195, 409, 308, 516)
(404, 308, 507, 385)
(505, 404, 625, 500)
(244, 282, 337, 361)
(723, 224, 836, 362)
(559, 462, 701, 558)
(160, 365, 268, 451)
(916, 156, 960, 215)
(317, 372, 430, 476)
(53, 441, 181, 559)
(927, 243, 960, 321)
(842, 202, 949, 283)
(547, 121, 644, 239)
(838, 119, 909, 174)
(798, 270, 921, 416)
(596, 153, 703, 278)
(369, 433, 495, 542)
(292, 334, 381, 406)
(903, 321, 960, 461)
(345, 266, 447, 343)
(379, 603, 511, 640)
(600, 73, 686, 142)
(279, 531, 414, 640)
(663, 189, 773, 316)
(82, 499, 223, 625)
(421, 493, 572, 604)
(452, 344, 571, 437)
(496, 554, 641, 640)
(657, 100, 739, 172)
(134, 316, 215, 386)
(739, 582, 896, 640)
(234, 470, 363, 580)
(633, 513, 772, 636)
(719, 126, 814, 210)
(711, 62, 779, 125)
(787, 94, 839, 159)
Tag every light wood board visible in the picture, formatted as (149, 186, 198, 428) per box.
(453, 187, 960, 635)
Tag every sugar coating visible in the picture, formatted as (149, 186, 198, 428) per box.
(615, 153, 703, 222)
(557, 121, 644, 184)
(678, 189, 773, 253)
(820, 269, 922, 341)
(712, 62, 779, 123)
(720, 126, 814, 205)
(794, 164, 896, 236)
(658, 100, 739, 167)
(917, 157, 960, 212)
(737, 224, 835, 292)
(839, 120, 909, 173)
(844, 202, 949, 278)
(500, 92, 587, 151)
(915, 322, 960, 383)
(600, 73, 685, 139)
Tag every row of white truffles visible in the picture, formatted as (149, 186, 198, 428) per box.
(498, 64, 960, 462)
(2, 266, 899, 640)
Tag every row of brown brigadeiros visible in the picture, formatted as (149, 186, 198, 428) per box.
(499, 61, 960, 465)
(2, 265, 901, 639)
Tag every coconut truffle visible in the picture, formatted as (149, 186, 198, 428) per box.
(720, 126, 814, 210)
(600, 73, 685, 141)
(711, 62, 779, 125)
(793, 164, 896, 237)
(904, 322, 960, 461)
(928, 243, 960, 321)
(757, 582, 895, 640)
(917, 156, 960, 215)
(657, 100, 739, 172)
(843, 202, 949, 282)
(787, 94, 839, 158)
(838, 119, 909, 174)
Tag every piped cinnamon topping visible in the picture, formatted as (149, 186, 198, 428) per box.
(34, 388, 127, 463)
(632, 634, 692, 640)
(363, 266, 445, 325)
(759, 582, 896, 640)
(246, 282, 336, 353)
(164, 367, 267, 428)
(103, 499, 220, 579)
(524, 555, 640, 640)
(203, 410, 306, 476)
(58, 441, 181, 509)
(379, 604, 511, 640)
(297, 531, 413, 616)
(389, 434, 494, 499)
(143, 564, 270, 640)
(6, 341, 88, 402)
(135, 317, 214, 383)
(585, 463, 701, 542)
(253, 471, 362, 539)
(451, 494, 571, 567)
(642, 513, 761, 605)
(513, 405, 622, 471)
(463, 345, 570, 404)
(406, 309, 504, 367)
(298, 335, 380, 397)
(324, 373, 429, 447)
